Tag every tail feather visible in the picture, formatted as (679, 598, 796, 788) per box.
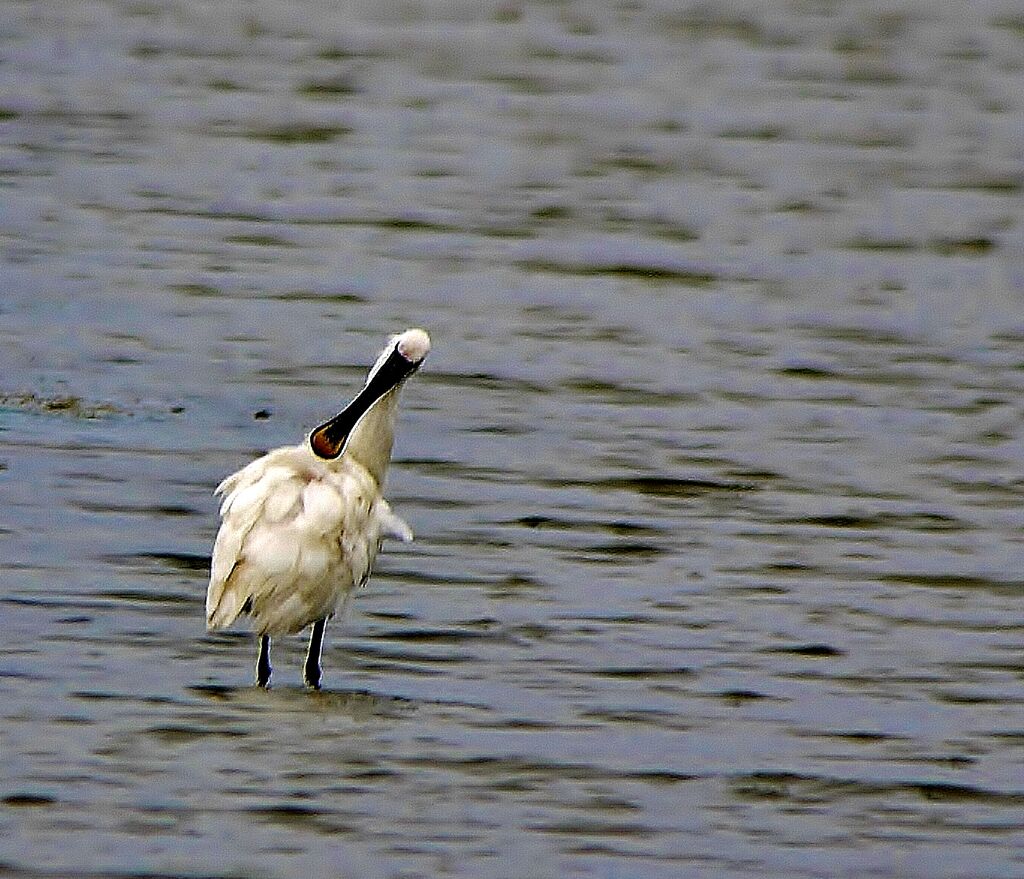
(206, 567, 247, 631)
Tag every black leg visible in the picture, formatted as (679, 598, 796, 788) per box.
(303, 618, 327, 690)
(256, 634, 272, 688)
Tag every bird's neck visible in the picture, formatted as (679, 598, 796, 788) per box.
(341, 387, 400, 485)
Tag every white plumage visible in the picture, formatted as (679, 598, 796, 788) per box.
(206, 328, 430, 689)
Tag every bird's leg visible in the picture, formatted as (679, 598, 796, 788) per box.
(256, 634, 272, 688)
(303, 618, 327, 690)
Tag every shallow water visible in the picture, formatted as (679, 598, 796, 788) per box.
(2, 2, 1024, 877)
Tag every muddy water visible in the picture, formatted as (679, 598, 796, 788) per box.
(2, 2, 1024, 877)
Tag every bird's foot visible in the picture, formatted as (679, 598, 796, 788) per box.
(303, 664, 322, 691)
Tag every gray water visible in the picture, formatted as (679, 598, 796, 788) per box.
(2, 2, 1024, 877)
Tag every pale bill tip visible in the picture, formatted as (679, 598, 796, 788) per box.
(396, 328, 430, 363)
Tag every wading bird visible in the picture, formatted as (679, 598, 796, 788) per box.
(206, 328, 430, 689)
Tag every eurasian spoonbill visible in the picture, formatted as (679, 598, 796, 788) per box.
(206, 328, 430, 689)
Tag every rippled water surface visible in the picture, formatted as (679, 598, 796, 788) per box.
(3, 2, 1024, 877)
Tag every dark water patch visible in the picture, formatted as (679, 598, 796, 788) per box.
(0, 663, 49, 681)
(795, 729, 905, 742)
(561, 613, 663, 629)
(426, 369, 548, 395)
(430, 531, 514, 550)
(72, 500, 198, 518)
(397, 457, 511, 483)
(342, 764, 399, 782)
(344, 642, 472, 665)
(503, 622, 557, 645)
(481, 73, 570, 96)
(529, 203, 574, 221)
(141, 551, 209, 572)
(731, 771, 1024, 806)
(234, 125, 352, 145)
(589, 665, 692, 680)
(297, 74, 361, 98)
(719, 124, 788, 141)
(365, 609, 417, 621)
(0, 870, 245, 879)
(466, 716, 570, 732)
(891, 752, 977, 768)
(2, 792, 56, 807)
(944, 174, 1024, 194)
(188, 683, 234, 701)
(720, 689, 770, 703)
(581, 540, 667, 559)
(144, 724, 248, 743)
(764, 643, 844, 657)
(471, 421, 537, 436)
(594, 149, 681, 176)
(931, 690, 1024, 707)
(952, 658, 1024, 677)
(206, 77, 245, 92)
(337, 655, 439, 679)
(171, 282, 221, 298)
(395, 754, 624, 785)
(517, 312, 655, 346)
(104, 552, 210, 573)
(142, 202, 276, 222)
(2, 595, 169, 614)
(248, 363, 362, 387)
(269, 288, 366, 303)
(373, 566, 483, 588)
(934, 475, 1024, 501)
(562, 378, 701, 406)
(790, 671, 949, 691)
(488, 574, 550, 597)
(776, 363, 838, 379)
(780, 511, 965, 532)
(387, 492, 476, 510)
(222, 233, 296, 248)
(518, 302, 590, 322)
(901, 781, 1024, 806)
(879, 572, 1022, 597)
(527, 818, 662, 838)
(792, 322, 920, 346)
(512, 515, 665, 538)
(129, 38, 248, 60)
(93, 587, 196, 606)
(930, 236, 996, 256)
(775, 198, 825, 213)
(70, 690, 180, 706)
(516, 258, 717, 284)
(369, 215, 462, 233)
(602, 476, 758, 497)
(369, 626, 494, 644)
(247, 802, 352, 834)
(578, 707, 687, 727)
(987, 731, 1024, 745)
(52, 714, 93, 726)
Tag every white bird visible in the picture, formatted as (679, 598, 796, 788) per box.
(207, 328, 430, 689)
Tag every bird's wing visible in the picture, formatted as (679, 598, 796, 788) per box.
(206, 456, 304, 630)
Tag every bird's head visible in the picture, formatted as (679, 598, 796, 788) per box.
(309, 328, 430, 461)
